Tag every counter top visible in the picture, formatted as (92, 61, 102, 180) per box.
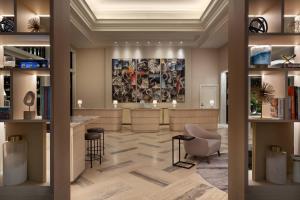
(73, 108, 122, 111)
(70, 116, 99, 128)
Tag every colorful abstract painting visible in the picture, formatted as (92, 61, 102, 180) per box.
(112, 58, 185, 103)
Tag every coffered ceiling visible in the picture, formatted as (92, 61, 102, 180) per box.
(70, 0, 229, 48)
(84, 0, 212, 19)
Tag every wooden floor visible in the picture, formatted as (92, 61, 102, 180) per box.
(71, 125, 228, 200)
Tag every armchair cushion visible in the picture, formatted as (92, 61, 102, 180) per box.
(184, 124, 220, 140)
(183, 124, 221, 157)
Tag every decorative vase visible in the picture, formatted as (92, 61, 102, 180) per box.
(292, 155, 300, 183)
(3, 135, 27, 186)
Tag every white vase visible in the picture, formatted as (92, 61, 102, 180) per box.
(266, 151, 287, 184)
(3, 139, 27, 186)
(292, 155, 300, 183)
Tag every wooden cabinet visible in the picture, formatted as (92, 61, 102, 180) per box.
(70, 123, 85, 182)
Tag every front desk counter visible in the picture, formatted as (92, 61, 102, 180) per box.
(169, 108, 219, 131)
(130, 108, 161, 133)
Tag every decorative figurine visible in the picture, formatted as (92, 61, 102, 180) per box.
(249, 17, 268, 33)
(23, 91, 36, 120)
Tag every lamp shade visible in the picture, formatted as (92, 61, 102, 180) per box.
(172, 100, 177, 105)
(209, 100, 215, 107)
(77, 99, 83, 108)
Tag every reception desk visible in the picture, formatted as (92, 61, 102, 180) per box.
(73, 108, 122, 131)
(169, 109, 219, 131)
(131, 109, 160, 132)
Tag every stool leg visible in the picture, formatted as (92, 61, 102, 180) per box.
(103, 131, 105, 155)
(99, 137, 102, 164)
(90, 140, 93, 168)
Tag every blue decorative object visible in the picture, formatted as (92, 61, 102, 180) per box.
(16, 59, 49, 69)
(250, 46, 272, 65)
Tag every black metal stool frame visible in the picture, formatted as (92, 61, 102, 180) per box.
(87, 128, 105, 156)
(85, 133, 102, 168)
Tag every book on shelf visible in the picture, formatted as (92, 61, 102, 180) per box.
(270, 98, 286, 119)
(287, 86, 300, 120)
(40, 86, 51, 120)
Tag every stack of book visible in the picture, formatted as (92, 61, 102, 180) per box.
(288, 86, 300, 120)
(270, 98, 285, 119)
(40, 86, 51, 120)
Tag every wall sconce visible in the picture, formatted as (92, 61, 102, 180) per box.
(113, 100, 118, 108)
(77, 99, 83, 108)
(209, 100, 215, 108)
(153, 100, 158, 108)
(172, 100, 177, 108)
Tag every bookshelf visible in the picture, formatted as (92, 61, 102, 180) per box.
(0, 0, 52, 197)
(247, 0, 300, 199)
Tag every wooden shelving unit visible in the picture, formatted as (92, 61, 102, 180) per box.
(0, 0, 52, 195)
(247, 0, 300, 199)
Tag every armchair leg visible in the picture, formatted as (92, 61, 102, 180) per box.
(184, 153, 188, 159)
(217, 151, 221, 157)
(206, 156, 210, 164)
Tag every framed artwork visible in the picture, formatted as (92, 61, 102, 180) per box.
(112, 58, 185, 103)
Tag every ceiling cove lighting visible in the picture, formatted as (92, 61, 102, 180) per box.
(84, 0, 213, 20)
(248, 45, 297, 47)
(4, 44, 51, 47)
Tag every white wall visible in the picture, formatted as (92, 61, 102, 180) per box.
(75, 46, 225, 109)
(76, 48, 105, 108)
(191, 48, 220, 107)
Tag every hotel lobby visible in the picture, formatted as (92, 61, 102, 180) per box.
(68, 0, 229, 199)
(0, 0, 300, 200)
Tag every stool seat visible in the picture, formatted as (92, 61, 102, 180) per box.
(87, 128, 104, 133)
(85, 132, 101, 140)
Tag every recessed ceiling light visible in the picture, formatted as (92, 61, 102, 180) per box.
(180, 41, 183, 44)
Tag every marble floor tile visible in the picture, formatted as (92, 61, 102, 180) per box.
(71, 126, 228, 200)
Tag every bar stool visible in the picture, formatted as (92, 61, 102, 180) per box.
(85, 132, 102, 168)
(87, 128, 105, 155)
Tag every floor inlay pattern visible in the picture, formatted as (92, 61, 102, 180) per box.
(71, 125, 228, 200)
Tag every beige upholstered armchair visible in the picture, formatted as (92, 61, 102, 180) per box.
(183, 124, 221, 163)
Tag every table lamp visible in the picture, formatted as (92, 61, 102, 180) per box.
(113, 100, 118, 108)
(172, 100, 177, 108)
(77, 99, 83, 108)
(153, 100, 158, 108)
(209, 100, 215, 108)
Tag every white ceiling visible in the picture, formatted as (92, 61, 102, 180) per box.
(85, 0, 212, 19)
(70, 0, 229, 48)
